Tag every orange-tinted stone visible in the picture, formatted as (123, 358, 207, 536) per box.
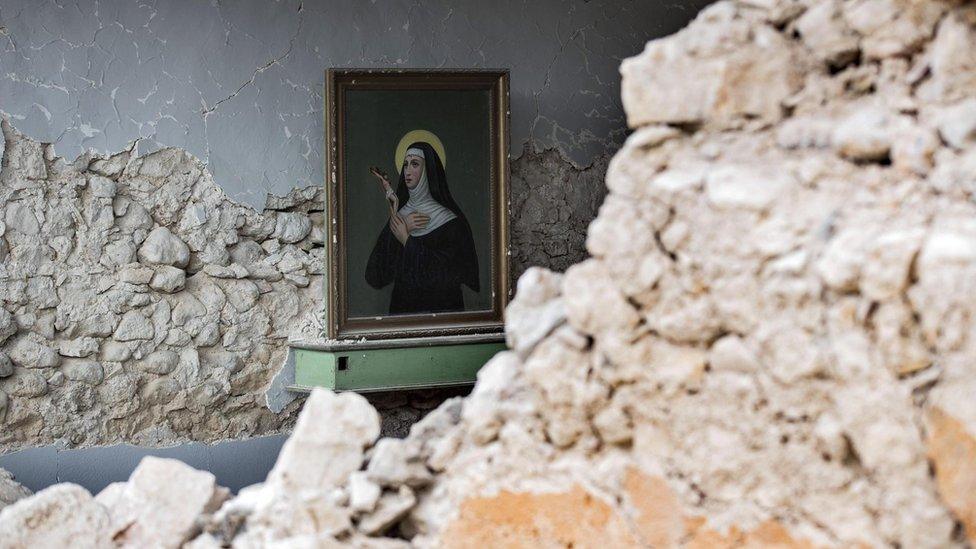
(441, 470, 829, 548)
(440, 485, 642, 549)
(623, 467, 686, 547)
(624, 468, 824, 548)
(685, 520, 820, 549)
(927, 405, 976, 543)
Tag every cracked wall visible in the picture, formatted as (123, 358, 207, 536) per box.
(0, 0, 712, 208)
(5, 0, 976, 547)
(510, 144, 611, 277)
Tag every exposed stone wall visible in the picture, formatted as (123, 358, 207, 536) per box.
(0, 119, 324, 451)
(8, 1, 976, 547)
(510, 144, 611, 278)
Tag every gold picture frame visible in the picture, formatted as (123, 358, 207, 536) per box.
(323, 68, 511, 341)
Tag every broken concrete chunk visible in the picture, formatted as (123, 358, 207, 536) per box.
(0, 468, 31, 510)
(936, 99, 976, 150)
(504, 267, 566, 357)
(356, 486, 416, 536)
(267, 389, 380, 493)
(832, 106, 897, 162)
(707, 335, 759, 373)
(794, 0, 859, 66)
(0, 484, 110, 546)
(704, 164, 794, 211)
(366, 438, 433, 488)
(620, 6, 802, 128)
(102, 456, 228, 548)
(349, 472, 382, 514)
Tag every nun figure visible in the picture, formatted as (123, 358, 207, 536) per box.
(365, 141, 479, 314)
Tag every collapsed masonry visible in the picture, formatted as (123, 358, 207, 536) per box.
(4, 0, 976, 547)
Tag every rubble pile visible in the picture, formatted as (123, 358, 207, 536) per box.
(4, 0, 976, 547)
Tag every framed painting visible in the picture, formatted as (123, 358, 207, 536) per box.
(324, 68, 511, 341)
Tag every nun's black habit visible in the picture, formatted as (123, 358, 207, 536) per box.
(365, 141, 480, 314)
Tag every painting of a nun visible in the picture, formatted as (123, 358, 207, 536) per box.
(365, 134, 480, 315)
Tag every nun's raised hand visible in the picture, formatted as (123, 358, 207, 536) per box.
(386, 195, 399, 218)
(390, 214, 409, 245)
(404, 212, 429, 232)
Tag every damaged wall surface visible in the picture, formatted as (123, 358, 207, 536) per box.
(0, 0, 707, 453)
(0, 0, 711, 207)
(0, 119, 608, 453)
(4, 0, 976, 547)
(0, 120, 322, 451)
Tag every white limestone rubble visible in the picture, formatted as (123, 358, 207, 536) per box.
(4, 0, 976, 547)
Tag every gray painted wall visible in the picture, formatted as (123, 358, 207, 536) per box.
(0, 435, 288, 494)
(0, 0, 710, 207)
(0, 386, 468, 495)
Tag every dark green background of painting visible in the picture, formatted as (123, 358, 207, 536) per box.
(344, 88, 492, 318)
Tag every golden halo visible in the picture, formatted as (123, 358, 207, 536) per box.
(395, 129, 446, 173)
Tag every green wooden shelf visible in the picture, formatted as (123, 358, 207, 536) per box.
(288, 334, 506, 393)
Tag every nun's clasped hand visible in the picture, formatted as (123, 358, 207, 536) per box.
(403, 212, 430, 232)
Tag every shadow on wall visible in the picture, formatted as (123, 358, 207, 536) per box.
(0, 434, 288, 495)
(0, 385, 471, 496)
